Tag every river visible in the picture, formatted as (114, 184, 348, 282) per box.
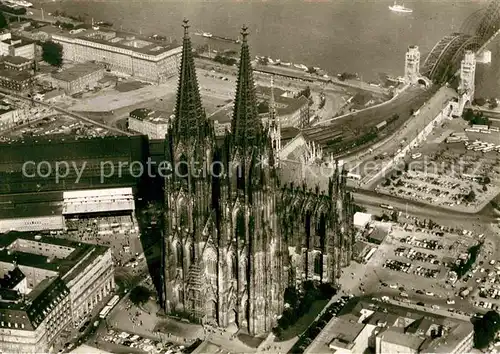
(31, 0, 500, 96)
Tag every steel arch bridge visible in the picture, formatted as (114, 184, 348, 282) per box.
(421, 0, 500, 84)
(421, 33, 482, 83)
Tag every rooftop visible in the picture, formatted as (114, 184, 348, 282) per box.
(2, 55, 31, 65)
(366, 223, 390, 243)
(0, 267, 25, 289)
(52, 62, 103, 83)
(328, 319, 366, 349)
(0, 231, 108, 282)
(1, 34, 34, 49)
(0, 276, 69, 331)
(0, 69, 32, 82)
(37, 25, 180, 57)
(378, 327, 426, 350)
(256, 86, 309, 116)
(0, 100, 15, 115)
(339, 299, 474, 354)
(129, 108, 170, 124)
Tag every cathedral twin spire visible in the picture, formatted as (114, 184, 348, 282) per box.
(172, 20, 268, 160)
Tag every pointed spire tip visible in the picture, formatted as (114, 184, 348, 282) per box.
(182, 18, 190, 36)
(241, 24, 249, 40)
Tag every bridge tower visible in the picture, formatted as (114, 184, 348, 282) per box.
(404, 45, 421, 84)
(451, 50, 477, 117)
(459, 50, 476, 100)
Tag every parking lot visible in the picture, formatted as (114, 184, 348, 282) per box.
(99, 329, 197, 354)
(354, 220, 491, 315)
(376, 118, 500, 212)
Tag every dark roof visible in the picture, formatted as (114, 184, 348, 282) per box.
(2, 55, 31, 65)
(281, 126, 300, 141)
(0, 277, 69, 330)
(256, 86, 309, 115)
(0, 135, 147, 167)
(0, 69, 32, 82)
(368, 226, 389, 243)
(0, 267, 25, 289)
(0, 232, 108, 281)
(52, 62, 103, 82)
(130, 108, 169, 123)
(25, 277, 69, 328)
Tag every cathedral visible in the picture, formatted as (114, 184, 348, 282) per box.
(162, 20, 355, 336)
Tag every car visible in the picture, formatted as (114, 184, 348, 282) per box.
(432, 305, 440, 310)
(416, 290, 424, 295)
(389, 284, 398, 289)
(425, 291, 434, 296)
(381, 282, 388, 287)
(446, 299, 455, 305)
(416, 302, 425, 306)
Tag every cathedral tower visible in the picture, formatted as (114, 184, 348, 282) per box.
(163, 19, 215, 318)
(217, 25, 283, 335)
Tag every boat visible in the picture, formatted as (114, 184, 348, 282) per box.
(5, 0, 32, 7)
(96, 21, 113, 27)
(149, 34, 167, 41)
(389, 1, 412, 13)
(202, 32, 213, 38)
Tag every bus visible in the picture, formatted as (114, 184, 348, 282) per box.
(347, 172, 361, 181)
(99, 305, 112, 319)
(107, 295, 120, 308)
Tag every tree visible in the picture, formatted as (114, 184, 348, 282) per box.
(42, 41, 63, 67)
(0, 12, 7, 29)
(129, 285, 152, 306)
(474, 310, 500, 349)
(472, 97, 486, 106)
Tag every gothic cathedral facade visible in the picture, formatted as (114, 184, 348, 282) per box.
(162, 20, 355, 336)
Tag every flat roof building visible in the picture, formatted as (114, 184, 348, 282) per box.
(0, 68, 33, 92)
(0, 99, 26, 131)
(305, 299, 474, 354)
(128, 108, 171, 140)
(354, 212, 372, 229)
(0, 232, 115, 353)
(0, 32, 35, 60)
(37, 26, 182, 83)
(62, 187, 135, 215)
(50, 62, 105, 95)
(2, 55, 32, 71)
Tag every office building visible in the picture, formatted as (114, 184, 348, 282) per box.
(128, 108, 171, 139)
(0, 232, 115, 353)
(0, 32, 35, 59)
(50, 62, 104, 95)
(37, 26, 182, 83)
